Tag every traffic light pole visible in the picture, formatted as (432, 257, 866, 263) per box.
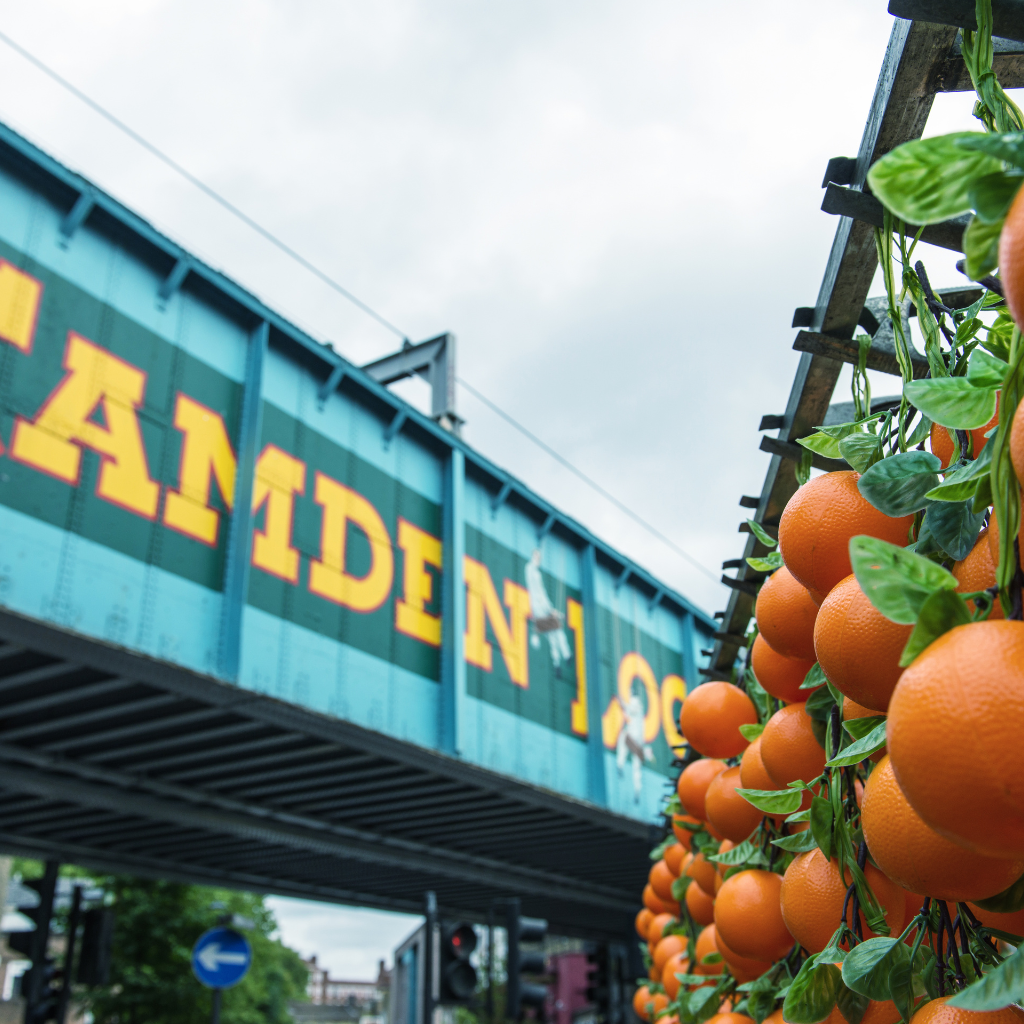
(23, 858, 58, 1024)
(486, 908, 495, 1024)
(423, 891, 437, 1024)
(55, 885, 83, 1024)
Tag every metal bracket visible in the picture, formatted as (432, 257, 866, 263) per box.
(490, 480, 513, 517)
(317, 364, 347, 409)
(648, 588, 664, 613)
(157, 257, 190, 307)
(537, 513, 555, 542)
(614, 565, 631, 592)
(361, 333, 463, 434)
(58, 190, 95, 247)
(383, 408, 407, 450)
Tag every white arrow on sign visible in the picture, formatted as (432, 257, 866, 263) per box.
(197, 943, 248, 973)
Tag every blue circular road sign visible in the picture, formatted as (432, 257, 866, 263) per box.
(191, 927, 252, 989)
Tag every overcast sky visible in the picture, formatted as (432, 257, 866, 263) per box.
(0, 0, 984, 980)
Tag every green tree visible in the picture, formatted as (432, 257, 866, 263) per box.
(76, 875, 308, 1024)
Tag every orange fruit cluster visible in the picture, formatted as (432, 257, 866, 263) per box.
(631, 458, 1024, 1024)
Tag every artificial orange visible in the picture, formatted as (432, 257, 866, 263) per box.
(814, 573, 913, 711)
(862, 755, 1024, 901)
(679, 682, 757, 758)
(650, 860, 678, 903)
(987, 506, 1024, 575)
(687, 852, 718, 897)
(778, 471, 915, 602)
(633, 986, 668, 1022)
(643, 883, 679, 916)
(779, 847, 906, 953)
(739, 736, 777, 791)
(842, 696, 886, 762)
(664, 843, 685, 876)
(714, 869, 794, 962)
(760, 702, 826, 787)
(662, 952, 691, 1000)
(686, 880, 716, 926)
(1000, 185, 1024, 326)
(705, 766, 764, 843)
(823, 1001, 903, 1024)
(672, 814, 701, 849)
(647, 913, 677, 944)
(750, 634, 816, 703)
(636, 907, 653, 939)
(909, 995, 1024, 1024)
(653, 934, 688, 973)
(1012, 395, 1024, 484)
(930, 409, 998, 469)
(677, 759, 727, 820)
(694, 924, 723, 976)
(888, 620, 1024, 858)
(755, 567, 819, 660)
(953, 528, 1003, 619)
(707, 1015, 753, 1024)
(967, 903, 1024, 937)
(715, 929, 772, 983)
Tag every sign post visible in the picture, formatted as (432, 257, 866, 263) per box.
(192, 926, 252, 1023)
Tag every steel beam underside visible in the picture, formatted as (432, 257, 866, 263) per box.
(0, 609, 652, 940)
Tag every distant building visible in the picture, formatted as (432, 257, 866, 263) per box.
(292, 957, 390, 1024)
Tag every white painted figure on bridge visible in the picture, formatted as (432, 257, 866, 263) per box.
(616, 693, 654, 801)
(525, 548, 571, 670)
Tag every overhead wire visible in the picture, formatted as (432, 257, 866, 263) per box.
(0, 27, 721, 588)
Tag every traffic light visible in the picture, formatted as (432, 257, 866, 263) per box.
(438, 921, 478, 1004)
(585, 943, 624, 1024)
(8, 859, 60, 1024)
(77, 907, 116, 986)
(506, 899, 548, 1021)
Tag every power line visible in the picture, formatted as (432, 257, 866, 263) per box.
(0, 28, 721, 587)
(457, 378, 719, 584)
(0, 28, 409, 343)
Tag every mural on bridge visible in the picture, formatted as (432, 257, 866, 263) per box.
(0, 164, 713, 818)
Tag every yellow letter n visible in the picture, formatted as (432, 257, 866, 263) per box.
(463, 556, 530, 687)
(11, 332, 159, 518)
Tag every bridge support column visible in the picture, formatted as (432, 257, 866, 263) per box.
(581, 544, 608, 807)
(220, 320, 267, 681)
(440, 448, 466, 756)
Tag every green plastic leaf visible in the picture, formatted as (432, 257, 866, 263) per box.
(968, 349, 1010, 388)
(746, 519, 778, 549)
(867, 133, 1002, 224)
(956, 131, 1024, 170)
(924, 499, 986, 561)
(839, 433, 884, 474)
(968, 170, 1024, 223)
(826, 721, 887, 767)
(801, 663, 827, 691)
(888, 960, 915, 1024)
(783, 957, 841, 1024)
(746, 669, 772, 725)
(948, 945, 1024, 1011)
(836, 984, 870, 1024)
(772, 829, 819, 853)
(899, 588, 972, 667)
(849, 536, 958, 625)
(973, 870, 1024, 913)
(906, 414, 933, 449)
(904, 377, 998, 429)
(857, 452, 941, 517)
(841, 938, 908, 1001)
(798, 432, 844, 460)
(737, 787, 803, 814)
(747, 553, 784, 573)
(689, 984, 721, 1024)
(739, 723, 765, 741)
(709, 839, 758, 866)
(963, 214, 1003, 280)
(787, 808, 812, 823)
(810, 796, 834, 860)
(747, 975, 780, 1024)
(805, 685, 837, 723)
(650, 835, 674, 860)
(671, 874, 692, 901)
(701, 952, 723, 966)
(843, 714, 886, 740)
(925, 441, 993, 502)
